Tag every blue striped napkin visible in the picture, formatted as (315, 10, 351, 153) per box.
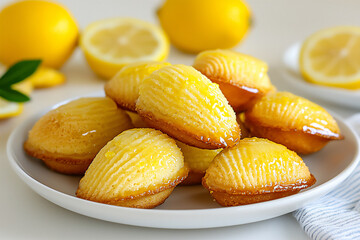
(294, 165, 360, 240)
(294, 115, 360, 240)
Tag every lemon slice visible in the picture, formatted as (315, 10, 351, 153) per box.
(0, 98, 23, 119)
(300, 26, 360, 89)
(80, 18, 169, 79)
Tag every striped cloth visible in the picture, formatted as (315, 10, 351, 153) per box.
(294, 115, 360, 240)
(294, 165, 360, 240)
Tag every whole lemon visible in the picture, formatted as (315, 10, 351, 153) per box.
(0, 0, 78, 69)
(157, 0, 251, 53)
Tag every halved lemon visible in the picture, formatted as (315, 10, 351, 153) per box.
(300, 26, 360, 89)
(80, 18, 169, 79)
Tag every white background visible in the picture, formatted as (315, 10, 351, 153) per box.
(1, 0, 359, 239)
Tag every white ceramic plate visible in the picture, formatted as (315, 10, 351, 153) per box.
(7, 94, 360, 229)
(282, 42, 360, 109)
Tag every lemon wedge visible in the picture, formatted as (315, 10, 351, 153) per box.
(13, 79, 33, 95)
(0, 99, 23, 119)
(27, 67, 65, 88)
(300, 26, 360, 89)
(80, 18, 169, 79)
(0, 78, 33, 119)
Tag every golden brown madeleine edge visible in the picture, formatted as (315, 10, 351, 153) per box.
(136, 108, 240, 149)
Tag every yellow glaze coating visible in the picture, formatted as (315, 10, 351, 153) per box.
(194, 50, 269, 90)
(236, 113, 251, 138)
(25, 97, 133, 163)
(176, 141, 221, 173)
(126, 111, 149, 128)
(203, 138, 315, 195)
(193, 50, 274, 112)
(76, 128, 188, 203)
(105, 61, 171, 111)
(136, 64, 240, 149)
(245, 92, 341, 139)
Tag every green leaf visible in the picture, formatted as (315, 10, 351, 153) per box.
(0, 88, 30, 102)
(0, 59, 42, 87)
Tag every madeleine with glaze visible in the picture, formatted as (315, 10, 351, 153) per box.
(176, 141, 221, 185)
(202, 138, 316, 206)
(244, 92, 342, 154)
(24, 97, 133, 175)
(136, 64, 240, 149)
(105, 61, 171, 112)
(76, 128, 189, 208)
(193, 49, 275, 112)
(236, 113, 251, 139)
(126, 111, 149, 128)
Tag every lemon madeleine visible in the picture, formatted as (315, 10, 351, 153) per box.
(76, 128, 189, 208)
(24, 97, 133, 175)
(136, 64, 240, 149)
(193, 50, 274, 112)
(236, 113, 251, 139)
(202, 138, 316, 206)
(126, 111, 149, 128)
(244, 92, 342, 154)
(176, 141, 221, 185)
(105, 61, 171, 111)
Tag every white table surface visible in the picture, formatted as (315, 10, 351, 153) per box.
(1, 0, 359, 239)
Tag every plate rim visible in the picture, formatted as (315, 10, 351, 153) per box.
(6, 94, 360, 229)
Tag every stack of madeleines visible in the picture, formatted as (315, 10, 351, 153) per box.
(24, 49, 342, 208)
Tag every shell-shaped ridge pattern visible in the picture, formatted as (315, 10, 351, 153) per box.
(204, 138, 314, 194)
(25, 97, 133, 158)
(193, 49, 272, 91)
(76, 128, 188, 203)
(136, 64, 240, 148)
(105, 61, 171, 111)
(245, 92, 341, 138)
